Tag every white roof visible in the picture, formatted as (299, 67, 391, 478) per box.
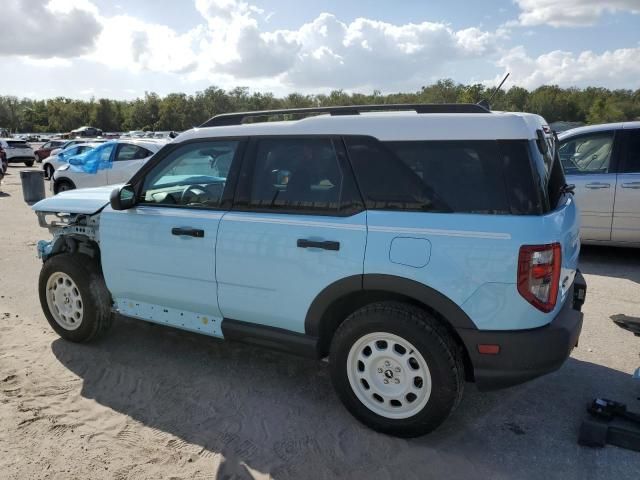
(176, 111, 547, 143)
(558, 121, 640, 139)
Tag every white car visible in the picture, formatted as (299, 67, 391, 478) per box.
(52, 139, 166, 193)
(49, 138, 107, 158)
(0, 138, 36, 166)
(43, 143, 100, 179)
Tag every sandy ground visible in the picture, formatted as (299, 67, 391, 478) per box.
(1, 163, 639, 479)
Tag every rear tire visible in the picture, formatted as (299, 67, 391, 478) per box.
(329, 302, 464, 437)
(54, 179, 75, 194)
(24, 160, 34, 167)
(39, 253, 113, 342)
(44, 164, 54, 179)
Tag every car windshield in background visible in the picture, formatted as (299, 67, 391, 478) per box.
(153, 147, 234, 187)
(140, 141, 238, 208)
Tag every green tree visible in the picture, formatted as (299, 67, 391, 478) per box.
(91, 99, 119, 132)
(586, 97, 626, 124)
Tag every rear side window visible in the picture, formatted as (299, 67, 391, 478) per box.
(115, 144, 152, 161)
(344, 136, 543, 215)
(7, 141, 28, 148)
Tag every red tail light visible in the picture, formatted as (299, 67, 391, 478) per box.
(517, 243, 562, 313)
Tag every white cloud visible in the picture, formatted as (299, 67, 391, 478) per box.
(2, 0, 639, 97)
(20, 57, 73, 68)
(89, 15, 204, 74)
(0, 0, 102, 58)
(514, 0, 640, 27)
(211, 12, 503, 89)
(490, 46, 640, 89)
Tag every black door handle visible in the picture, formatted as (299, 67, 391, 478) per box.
(297, 239, 340, 251)
(172, 227, 205, 238)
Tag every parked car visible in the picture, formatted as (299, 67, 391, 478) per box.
(35, 140, 67, 162)
(0, 138, 36, 166)
(558, 122, 640, 247)
(43, 143, 100, 179)
(0, 147, 7, 185)
(32, 104, 586, 437)
(51, 139, 165, 193)
(49, 138, 107, 158)
(0, 143, 6, 168)
(70, 126, 103, 138)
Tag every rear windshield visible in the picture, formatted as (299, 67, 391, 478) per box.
(529, 133, 566, 211)
(7, 141, 28, 147)
(344, 136, 544, 215)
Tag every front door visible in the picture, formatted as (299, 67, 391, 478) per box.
(561, 130, 617, 241)
(100, 139, 243, 336)
(216, 136, 367, 333)
(612, 128, 640, 243)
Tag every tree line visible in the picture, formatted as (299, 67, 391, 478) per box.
(1, 80, 639, 133)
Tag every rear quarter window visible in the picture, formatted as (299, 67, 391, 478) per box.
(344, 136, 543, 215)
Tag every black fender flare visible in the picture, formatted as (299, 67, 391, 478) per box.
(304, 273, 478, 338)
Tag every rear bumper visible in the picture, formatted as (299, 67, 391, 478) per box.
(7, 155, 35, 163)
(458, 271, 587, 391)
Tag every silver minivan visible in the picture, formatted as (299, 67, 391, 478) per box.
(559, 122, 640, 247)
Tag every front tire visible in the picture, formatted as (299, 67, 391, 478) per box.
(329, 302, 464, 437)
(39, 253, 113, 342)
(25, 159, 34, 167)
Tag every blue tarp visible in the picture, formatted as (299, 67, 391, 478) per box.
(68, 142, 115, 174)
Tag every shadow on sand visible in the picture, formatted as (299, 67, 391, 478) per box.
(51, 314, 640, 480)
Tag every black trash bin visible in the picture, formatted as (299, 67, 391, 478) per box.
(20, 170, 45, 204)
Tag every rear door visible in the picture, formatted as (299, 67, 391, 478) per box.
(560, 130, 619, 241)
(612, 128, 640, 243)
(216, 136, 367, 333)
(107, 143, 154, 184)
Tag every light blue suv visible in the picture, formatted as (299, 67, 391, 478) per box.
(33, 104, 587, 437)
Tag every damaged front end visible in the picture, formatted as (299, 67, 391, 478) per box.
(31, 184, 115, 261)
(35, 211, 100, 261)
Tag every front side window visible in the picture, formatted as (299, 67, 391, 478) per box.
(559, 132, 614, 175)
(244, 137, 344, 213)
(140, 140, 238, 208)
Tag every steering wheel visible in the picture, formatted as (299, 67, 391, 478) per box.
(180, 184, 206, 205)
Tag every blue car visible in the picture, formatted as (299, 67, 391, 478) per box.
(32, 104, 586, 437)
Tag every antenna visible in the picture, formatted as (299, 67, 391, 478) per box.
(478, 72, 509, 110)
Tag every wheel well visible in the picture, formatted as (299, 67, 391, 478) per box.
(316, 290, 474, 382)
(48, 235, 101, 268)
(53, 177, 75, 193)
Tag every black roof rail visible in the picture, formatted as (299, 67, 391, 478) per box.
(200, 103, 491, 127)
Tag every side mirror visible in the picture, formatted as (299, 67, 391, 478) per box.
(110, 185, 136, 211)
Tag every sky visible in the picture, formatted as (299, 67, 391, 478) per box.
(1, 0, 639, 100)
